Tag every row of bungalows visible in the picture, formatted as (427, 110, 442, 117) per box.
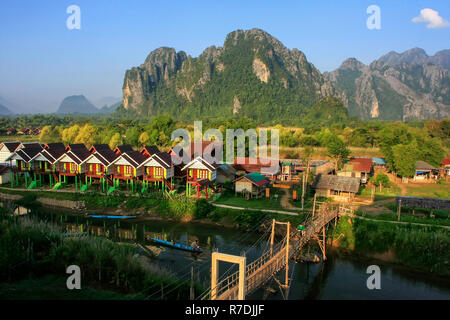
(1, 139, 229, 198)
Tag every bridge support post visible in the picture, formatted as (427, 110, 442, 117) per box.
(211, 252, 246, 300)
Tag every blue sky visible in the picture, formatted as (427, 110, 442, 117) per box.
(0, 0, 449, 113)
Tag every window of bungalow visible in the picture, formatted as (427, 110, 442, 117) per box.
(71, 163, 76, 172)
(125, 166, 132, 175)
(155, 167, 163, 177)
(199, 169, 208, 179)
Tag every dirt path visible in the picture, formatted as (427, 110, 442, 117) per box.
(280, 188, 302, 211)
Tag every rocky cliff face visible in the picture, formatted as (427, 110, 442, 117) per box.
(326, 49, 450, 120)
(122, 29, 449, 121)
(122, 28, 333, 121)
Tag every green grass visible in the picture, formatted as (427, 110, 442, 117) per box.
(358, 186, 401, 201)
(355, 211, 450, 227)
(214, 188, 289, 211)
(405, 182, 450, 199)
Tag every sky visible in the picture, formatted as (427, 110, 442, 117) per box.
(0, 0, 449, 114)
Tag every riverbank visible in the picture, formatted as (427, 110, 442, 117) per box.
(0, 207, 203, 300)
(328, 216, 450, 278)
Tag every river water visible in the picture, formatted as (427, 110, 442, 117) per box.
(31, 209, 450, 300)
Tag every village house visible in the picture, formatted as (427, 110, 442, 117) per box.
(279, 159, 304, 181)
(80, 146, 119, 192)
(441, 158, 450, 177)
(53, 144, 91, 190)
(233, 172, 271, 198)
(337, 157, 373, 183)
(109, 150, 147, 192)
(232, 157, 280, 180)
(313, 174, 360, 202)
(0, 141, 21, 165)
(169, 140, 222, 178)
(138, 151, 174, 191)
(414, 161, 438, 181)
(6, 144, 44, 188)
(34, 143, 67, 187)
(181, 155, 220, 199)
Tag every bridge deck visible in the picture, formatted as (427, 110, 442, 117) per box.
(206, 203, 342, 300)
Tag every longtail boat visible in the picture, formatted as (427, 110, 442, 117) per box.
(87, 215, 136, 219)
(149, 237, 203, 253)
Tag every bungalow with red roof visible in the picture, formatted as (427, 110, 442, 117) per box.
(233, 172, 271, 198)
(232, 157, 280, 180)
(137, 152, 174, 192)
(27, 143, 65, 187)
(337, 157, 373, 183)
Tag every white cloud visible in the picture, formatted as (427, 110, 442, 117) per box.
(412, 8, 450, 29)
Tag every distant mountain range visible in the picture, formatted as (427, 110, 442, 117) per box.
(55, 95, 120, 115)
(0, 103, 13, 116)
(326, 48, 450, 120)
(121, 28, 449, 121)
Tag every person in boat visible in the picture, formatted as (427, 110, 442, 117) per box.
(191, 239, 199, 249)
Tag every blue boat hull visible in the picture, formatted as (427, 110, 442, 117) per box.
(87, 215, 136, 219)
(149, 237, 203, 253)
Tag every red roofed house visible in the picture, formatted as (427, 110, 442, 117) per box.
(232, 157, 280, 180)
(337, 157, 373, 184)
(442, 158, 450, 177)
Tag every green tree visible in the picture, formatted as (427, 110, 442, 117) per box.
(326, 136, 350, 170)
(391, 143, 418, 178)
(39, 126, 62, 143)
(109, 133, 123, 149)
(371, 173, 390, 191)
(74, 124, 98, 146)
(62, 124, 80, 144)
(138, 132, 150, 146)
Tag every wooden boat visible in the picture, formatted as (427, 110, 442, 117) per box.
(149, 237, 203, 253)
(87, 215, 136, 219)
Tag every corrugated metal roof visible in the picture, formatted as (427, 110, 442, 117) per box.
(313, 175, 360, 193)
